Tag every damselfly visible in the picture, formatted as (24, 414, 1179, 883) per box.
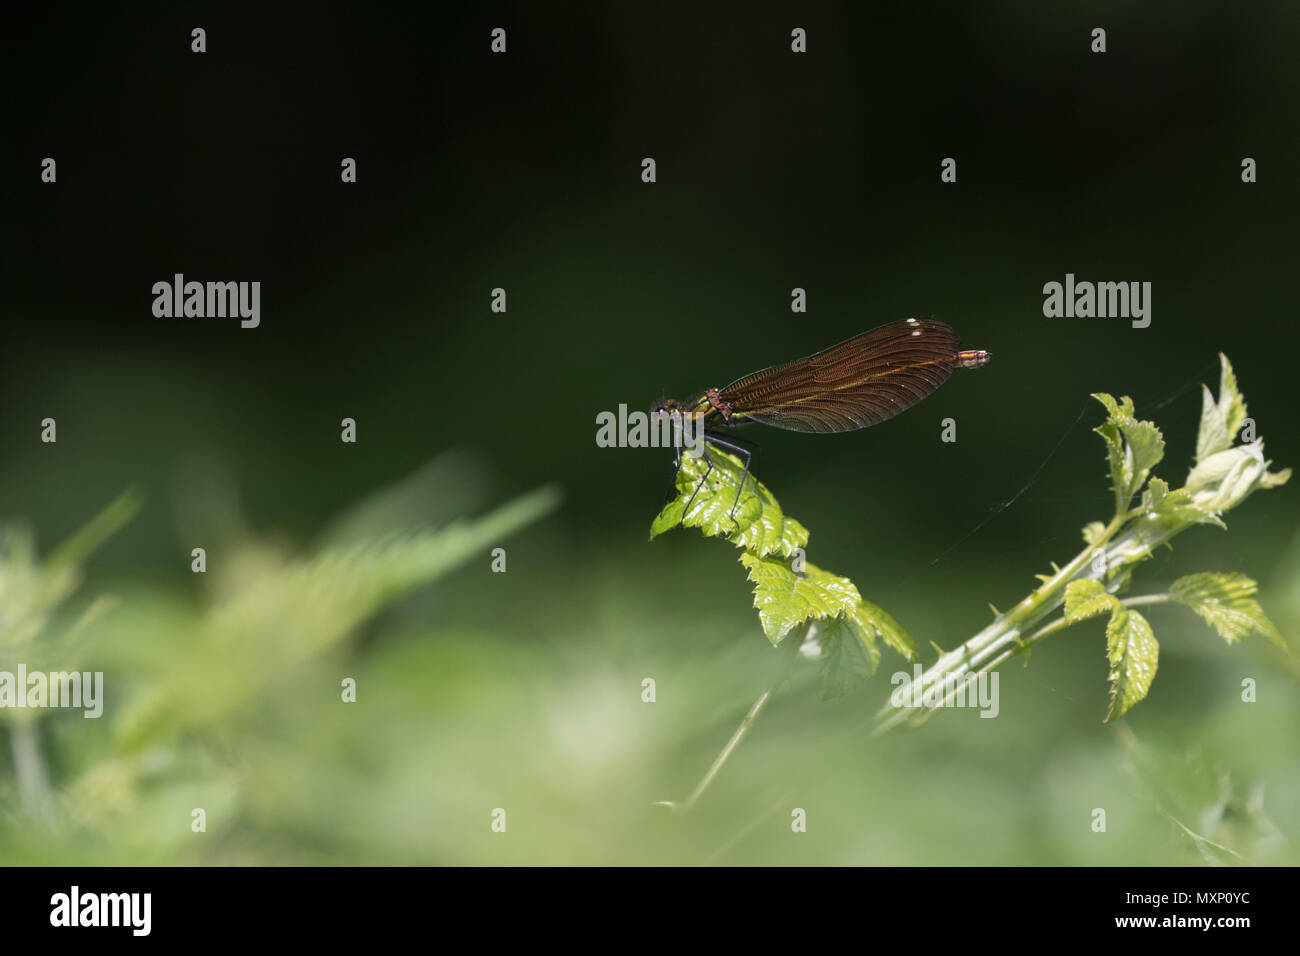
(652, 317, 991, 520)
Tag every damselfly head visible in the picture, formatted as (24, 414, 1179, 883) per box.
(651, 396, 682, 419)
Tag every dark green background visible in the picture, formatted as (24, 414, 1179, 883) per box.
(2, 2, 1296, 864)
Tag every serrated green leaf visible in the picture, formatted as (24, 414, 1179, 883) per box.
(1110, 564, 1136, 596)
(1141, 477, 1168, 512)
(1092, 392, 1130, 422)
(1218, 354, 1248, 440)
(1195, 384, 1232, 464)
(1105, 607, 1158, 721)
(818, 596, 915, 699)
(1148, 485, 1226, 529)
(1123, 418, 1165, 492)
(1197, 354, 1249, 463)
(1064, 578, 1118, 622)
(1091, 393, 1164, 510)
(1092, 419, 1129, 513)
(739, 553, 859, 645)
(846, 597, 916, 662)
(818, 615, 881, 700)
(1081, 521, 1108, 546)
(737, 552, 809, 643)
(649, 444, 808, 558)
(1170, 572, 1284, 648)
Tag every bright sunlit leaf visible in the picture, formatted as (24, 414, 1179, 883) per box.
(1105, 606, 1158, 722)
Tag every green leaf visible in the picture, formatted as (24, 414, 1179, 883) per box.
(1260, 467, 1292, 489)
(1105, 606, 1158, 721)
(1091, 392, 1127, 423)
(738, 553, 858, 645)
(1196, 354, 1248, 463)
(649, 444, 808, 558)
(46, 488, 145, 571)
(1218, 354, 1248, 441)
(1125, 421, 1165, 490)
(1143, 477, 1168, 512)
(817, 595, 916, 699)
(1170, 572, 1284, 648)
(1195, 386, 1231, 464)
(1187, 354, 1290, 505)
(652, 443, 914, 691)
(739, 549, 917, 703)
(1143, 480, 1226, 529)
(818, 615, 881, 700)
(845, 597, 916, 663)
(1064, 578, 1118, 623)
(1179, 354, 1290, 513)
(0, 489, 142, 651)
(1081, 521, 1108, 547)
(1092, 416, 1128, 514)
(114, 484, 562, 753)
(1184, 443, 1288, 517)
(1092, 393, 1165, 511)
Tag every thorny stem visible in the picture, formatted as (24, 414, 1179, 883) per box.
(657, 620, 811, 812)
(873, 508, 1192, 735)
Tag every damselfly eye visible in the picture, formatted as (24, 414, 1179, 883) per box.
(652, 398, 678, 416)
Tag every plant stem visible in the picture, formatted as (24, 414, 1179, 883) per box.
(657, 621, 811, 812)
(873, 507, 1191, 735)
(9, 721, 53, 820)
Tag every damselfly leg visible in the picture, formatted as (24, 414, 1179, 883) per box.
(701, 431, 760, 524)
(656, 406, 762, 528)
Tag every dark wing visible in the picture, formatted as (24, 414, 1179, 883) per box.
(722, 318, 964, 433)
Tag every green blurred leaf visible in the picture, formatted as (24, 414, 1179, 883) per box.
(46, 489, 145, 572)
(0, 489, 141, 652)
(847, 597, 916, 662)
(113, 484, 562, 753)
(1170, 572, 1283, 648)
(818, 615, 881, 700)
